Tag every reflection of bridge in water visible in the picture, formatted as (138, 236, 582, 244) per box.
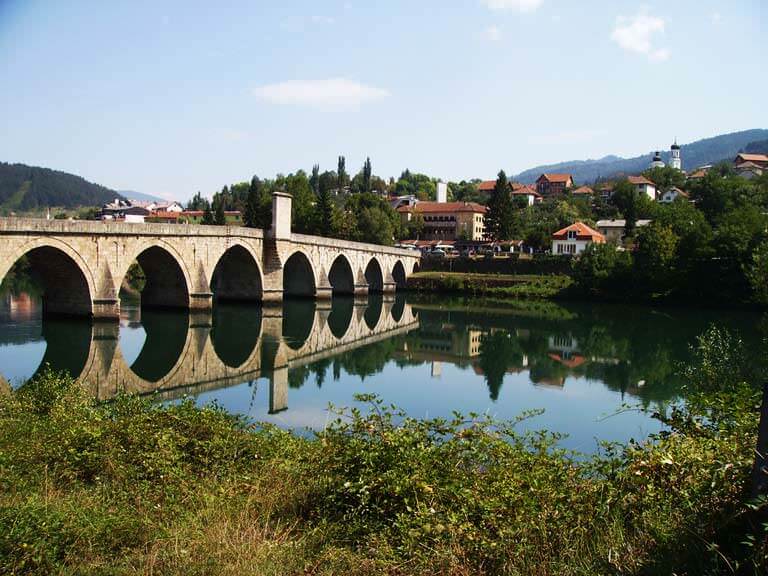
(60, 295, 418, 413)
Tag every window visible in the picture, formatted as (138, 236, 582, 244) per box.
(557, 244, 563, 254)
(567, 230, 577, 240)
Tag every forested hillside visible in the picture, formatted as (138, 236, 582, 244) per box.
(0, 162, 122, 212)
(515, 128, 768, 184)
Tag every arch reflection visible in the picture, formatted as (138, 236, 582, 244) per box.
(364, 293, 383, 331)
(328, 296, 354, 339)
(282, 299, 316, 350)
(211, 303, 262, 368)
(32, 319, 93, 381)
(129, 309, 189, 382)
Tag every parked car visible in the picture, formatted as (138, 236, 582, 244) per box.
(429, 248, 446, 259)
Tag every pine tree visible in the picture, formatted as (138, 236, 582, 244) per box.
(337, 156, 347, 191)
(316, 174, 334, 236)
(362, 157, 372, 193)
(214, 196, 226, 226)
(201, 201, 214, 225)
(486, 170, 514, 241)
(310, 164, 320, 195)
(244, 176, 262, 228)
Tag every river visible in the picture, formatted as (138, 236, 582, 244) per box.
(0, 291, 764, 453)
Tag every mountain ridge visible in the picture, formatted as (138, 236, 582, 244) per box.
(0, 162, 124, 212)
(514, 128, 768, 184)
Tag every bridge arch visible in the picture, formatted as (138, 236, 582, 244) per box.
(122, 241, 192, 309)
(283, 250, 316, 298)
(364, 257, 384, 293)
(328, 254, 355, 295)
(364, 294, 384, 331)
(392, 260, 407, 290)
(0, 238, 96, 317)
(328, 296, 354, 340)
(210, 243, 263, 302)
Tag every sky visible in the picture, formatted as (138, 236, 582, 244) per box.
(0, 0, 766, 201)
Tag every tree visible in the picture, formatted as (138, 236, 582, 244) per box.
(611, 179, 656, 238)
(485, 170, 514, 241)
(572, 243, 621, 294)
(187, 191, 207, 211)
(362, 157, 372, 194)
(635, 223, 679, 292)
(244, 176, 263, 228)
(643, 166, 686, 190)
(214, 196, 226, 225)
(406, 212, 425, 239)
(202, 204, 214, 225)
(337, 156, 347, 191)
(315, 174, 334, 237)
(747, 238, 768, 305)
(310, 164, 320, 195)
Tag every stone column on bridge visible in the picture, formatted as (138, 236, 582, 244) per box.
(353, 268, 369, 297)
(262, 191, 293, 303)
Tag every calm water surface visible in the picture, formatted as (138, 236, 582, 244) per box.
(0, 291, 763, 453)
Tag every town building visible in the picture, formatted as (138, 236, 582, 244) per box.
(596, 219, 652, 243)
(511, 183, 542, 206)
(734, 153, 768, 168)
(735, 161, 764, 179)
(536, 173, 574, 196)
(397, 201, 487, 241)
(570, 185, 594, 197)
(670, 141, 682, 170)
(649, 151, 665, 169)
(658, 187, 689, 203)
(627, 176, 658, 200)
(551, 222, 605, 255)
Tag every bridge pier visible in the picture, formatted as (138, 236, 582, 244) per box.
(190, 292, 213, 312)
(93, 298, 121, 321)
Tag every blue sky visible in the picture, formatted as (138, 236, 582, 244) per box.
(1, 0, 765, 201)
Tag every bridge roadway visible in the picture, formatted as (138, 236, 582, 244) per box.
(30, 296, 419, 413)
(0, 192, 420, 319)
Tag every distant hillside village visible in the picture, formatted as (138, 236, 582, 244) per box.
(94, 144, 767, 261)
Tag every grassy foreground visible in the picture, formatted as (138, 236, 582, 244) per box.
(406, 272, 573, 299)
(0, 329, 766, 574)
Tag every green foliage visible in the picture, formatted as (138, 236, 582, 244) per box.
(0, 358, 765, 574)
(395, 169, 436, 200)
(644, 165, 686, 190)
(572, 243, 631, 294)
(748, 239, 768, 305)
(244, 176, 268, 229)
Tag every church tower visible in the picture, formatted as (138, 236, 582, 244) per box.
(670, 140, 682, 170)
(649, 150, 665, 169)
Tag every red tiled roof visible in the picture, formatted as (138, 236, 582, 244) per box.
(511, 184, 540, 196)
(687, 169, 708, 179)
(537, 173, 573, 184)
(736, 153, 768, 163)
(477, 180, 497, 191)
(627, 176, 655, 186)
(397, 201, 487, 214)
(552, 222, 605, 242)
(736, 161, 764, 170)
(571, 186, 594, 195)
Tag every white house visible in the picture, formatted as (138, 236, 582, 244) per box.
(551, 222, 606, 256)
(154, 201, 184, 213)
(658, 187, 689, 203)
(627, 176, 658, 200)
(596, 219, 651, 243)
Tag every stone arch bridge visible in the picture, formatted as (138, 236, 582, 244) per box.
(0, 192, 420, 319)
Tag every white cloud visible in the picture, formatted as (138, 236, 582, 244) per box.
(481, 0, 543, 13)
(711, 11, 722, 24)
(611, 9, 670, 61)
(483, 24, 502, 42)
(253, 78, 390, 109)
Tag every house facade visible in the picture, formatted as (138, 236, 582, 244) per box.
(658, 187, 688, 203)
(536, 173, 574, 196)
(397, 201, 487, 241)
(596, 219, 651, 243)
(551, 222, 605, 255)
(627, 176, 658, 200)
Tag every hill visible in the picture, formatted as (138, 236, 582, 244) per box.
(0, 162, 124, 212)
(118, 190, 170, 204)
(514, 128, 768, 184)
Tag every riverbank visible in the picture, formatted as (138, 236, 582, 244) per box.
(1, 339, 765, 574)
(406, 272, 573, 299)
